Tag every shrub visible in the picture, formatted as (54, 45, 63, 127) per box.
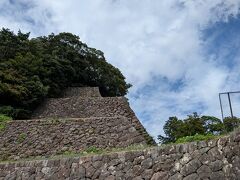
(0, 106, 14, 117)
(175, 134, 217, 144)
(0, 114, 12, 131)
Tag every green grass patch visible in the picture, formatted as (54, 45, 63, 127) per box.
(17, 133, 27, 143)
(175, 134, 222, 144)
(62, 144, 153, 158)
(83, 146, 103, 154)
(0, 114, 12, 132)
(0, 144, 155, 163)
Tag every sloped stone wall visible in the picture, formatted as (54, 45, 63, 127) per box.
(33, 94, 155, 145)
(1, 131, 240, 179)
(33, 97, 132, 119)
(0, 117, 146, 161)
(63, 87, 101, 97)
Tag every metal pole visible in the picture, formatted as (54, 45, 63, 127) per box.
(219, 93, 224, 121)
(227, 93, 234, 118)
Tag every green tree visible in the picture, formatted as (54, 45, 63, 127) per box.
(0, 28, 131, 119)
(183, 113, 206, 136)
(223, 116, 240, 132)
(158, 116, 186, 144)
(0, 28, 29, 61)
(201, 116, 224, 134)
(158, 113, 225, 144)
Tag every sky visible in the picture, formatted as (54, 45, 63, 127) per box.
(1, 0, 240, 139)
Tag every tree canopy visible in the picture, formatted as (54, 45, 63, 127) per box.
(0, 28, 131, 119)
(158, 112, 240, 144)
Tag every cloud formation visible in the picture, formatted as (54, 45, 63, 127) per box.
(1, 0, 240, 139)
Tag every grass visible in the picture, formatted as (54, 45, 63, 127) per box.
(0, 114, 12, 132)
(0, 144, 155, 163)
(176, 134, 216, 144)
(17, 133, 27, 143)
(61, 144, 155, 158)
(174, 133, 226, 144)
(173, 126, 240, 144)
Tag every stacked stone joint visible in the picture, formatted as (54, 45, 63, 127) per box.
(1, 87, 240, 179)
(1, 132, 240, 179)
(0, 117, 146, 161)
(32, 87, 155, 145)
(0, 87, 154, 161)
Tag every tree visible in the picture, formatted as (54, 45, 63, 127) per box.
(158, 113, 226, 144)
(202, 116, 224, 135)
(158, 116, 185, 144)
(0, 28, 131, 119)
(183, 112, 205, 136)
(0, 28, 29, 61)
(223, 116, 240, 132)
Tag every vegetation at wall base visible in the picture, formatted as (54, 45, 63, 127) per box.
(0, 144, 154, 162)
(0, 114, 12, 131)
(175, 134, 222, 144)
(0, 28, 131, 119)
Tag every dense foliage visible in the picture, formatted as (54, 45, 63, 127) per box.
(0, 114, 12, 131)
(158, 112, 240, 144)
(0, 28, 131, 119)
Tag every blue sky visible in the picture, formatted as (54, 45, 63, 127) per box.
(203, 15, 240, 68)
(1, 0, 240, 139)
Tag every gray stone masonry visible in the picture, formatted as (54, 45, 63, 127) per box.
(1, 131, 240, 179)
(63, 87, 101, 97)
(0, 117, 146, 161)
(32, 87, 155, 145)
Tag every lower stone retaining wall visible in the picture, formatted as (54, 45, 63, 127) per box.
(1, 131, 240, 179)
(0, 117, 146, 161)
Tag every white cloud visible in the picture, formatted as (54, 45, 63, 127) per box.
(1, 0, 240, 139)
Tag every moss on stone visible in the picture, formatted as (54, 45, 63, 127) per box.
(17, 133, 27, 143)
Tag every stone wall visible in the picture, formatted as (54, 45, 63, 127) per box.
(32, 90, 155, 145)
(0, 117, 146, 161)
(33, 97, 133, 119)
(63, 87, 101, 97)
(1, 131, 240, 179)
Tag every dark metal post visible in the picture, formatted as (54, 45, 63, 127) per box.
(227, 93, 234, 118)
(219, 91, 240, 119)
(219, 93, 224, 121)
